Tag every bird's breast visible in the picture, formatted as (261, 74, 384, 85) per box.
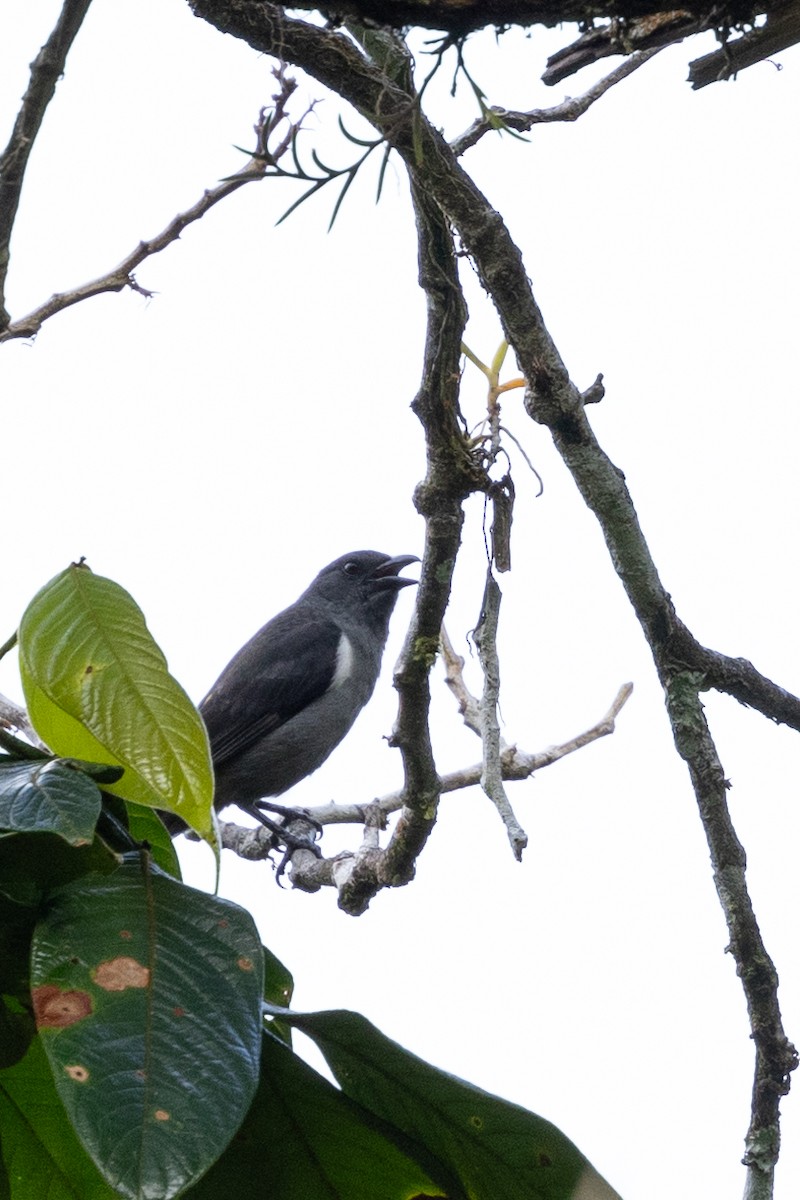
(331, 632, 355, 689)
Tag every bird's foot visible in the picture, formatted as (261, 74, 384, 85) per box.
(251, 800, 324, 838)
(245, 801, 323, 884)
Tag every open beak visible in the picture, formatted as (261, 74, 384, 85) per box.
(370, 554, 420, 590)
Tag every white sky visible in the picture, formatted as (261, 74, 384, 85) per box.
(2, 3, 800, 1198)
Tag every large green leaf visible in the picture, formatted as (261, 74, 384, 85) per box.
(0, 1036, 119, 1200)
(30, 857, 264, 1199)
(186, 1030, 449, 1200)
(266, 1007, 623, 1200)
(0, 758, 102, 845)
(18, 564, 215, 842)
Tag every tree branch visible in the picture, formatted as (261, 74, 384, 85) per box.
(452, 49, 662, 155)
(202, 0, 774, 35)
(665, 672, 798, 1197)
(185, 4, 798, 1180)
(540, 4, 800, 89)
(688, 1, 800, 86)
(541, 13, 704, 86)
(218, 678, 634, 890)
(0, 0, 94, 329)
(0, 172, 254, 341)
(0, 75, 306, 343)
(474, 570, 528, 859)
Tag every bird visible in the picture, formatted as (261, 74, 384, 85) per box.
(193, 550, 418, 852)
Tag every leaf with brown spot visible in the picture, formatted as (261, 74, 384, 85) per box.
(30, 857, 264, 1199)
(92, 956, 150, 992)
(32, 985, 93, 1028)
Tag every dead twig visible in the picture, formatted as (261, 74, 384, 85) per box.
(473, 570, 528, 859)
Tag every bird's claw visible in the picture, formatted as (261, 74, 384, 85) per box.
(251, 799, 324, 837)
(243, 802, 323, 885)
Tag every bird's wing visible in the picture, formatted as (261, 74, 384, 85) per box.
(199, 605, 343, 768)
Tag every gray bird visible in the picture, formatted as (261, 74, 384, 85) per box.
(198, 551, 418, 839)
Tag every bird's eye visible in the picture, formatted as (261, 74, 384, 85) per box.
(343, 561, 360, 576)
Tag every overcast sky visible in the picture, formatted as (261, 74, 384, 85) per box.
(2, 3, 800, 1198)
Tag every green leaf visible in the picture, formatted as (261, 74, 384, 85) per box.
(0, 758, 102, 844)
(18, 564, 215, 842)
(185, 1030, 448, 1200)
(124, 801, 182, 879)
(31, 857, 264, 1199)
(262, 944, 294, 1046)
(0, 1035, 120, 1199)
(263, 943, 293, 1009)
(266, 1007, 623, 1200)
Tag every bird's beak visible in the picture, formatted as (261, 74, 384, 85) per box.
(370, 554, 420, 590)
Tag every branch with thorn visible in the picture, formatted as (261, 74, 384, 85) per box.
(0, 66, 309, 343)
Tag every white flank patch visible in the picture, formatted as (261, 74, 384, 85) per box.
(332, 633, 354, 688)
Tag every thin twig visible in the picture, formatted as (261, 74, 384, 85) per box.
(0, 85, 304, 343)
(0, 630, 18, 662)
(473, 569, 527, 858)
(451, 50, 662, 156)
(218, 679, 634, 893)
(440, 623, 481, 734)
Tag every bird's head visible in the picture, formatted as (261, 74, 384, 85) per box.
(306, 550, 419, 633)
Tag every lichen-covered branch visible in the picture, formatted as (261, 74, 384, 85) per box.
(0, 0, 94, 328)
(665, 672, 798, 1198)
(333, 174, 479, 915)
